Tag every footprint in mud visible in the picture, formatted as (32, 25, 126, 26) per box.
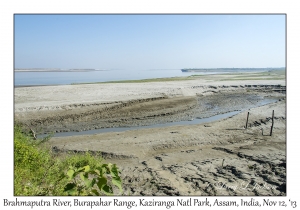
(155, 156, 163, 161)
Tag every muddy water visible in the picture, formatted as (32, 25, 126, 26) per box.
(44, 110, 240, 138)
(41, 98, 277, 138)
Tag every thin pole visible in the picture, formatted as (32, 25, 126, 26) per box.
(270, 110, 274, 136)
(245, 112, 249, 129)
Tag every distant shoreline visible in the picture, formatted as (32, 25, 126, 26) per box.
(181, 67, 285, 72)
(14, 69, 108, 72)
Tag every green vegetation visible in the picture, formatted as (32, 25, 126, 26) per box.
(14, 124, 122, 196)
(70, 69, 285, 85)
(64, 163, 122, 195)
(219, 70, 286, 81)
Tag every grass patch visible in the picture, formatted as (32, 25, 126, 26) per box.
(220, 77, 285, 81)
(70, 70, 285, 85)
(14, 124, 120, 196)
(217, 70, 286, 81)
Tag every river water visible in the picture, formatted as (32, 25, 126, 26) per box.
(14, 69, 270, 86)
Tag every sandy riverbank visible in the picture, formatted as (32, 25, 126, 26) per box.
(14, 72, 286, 196)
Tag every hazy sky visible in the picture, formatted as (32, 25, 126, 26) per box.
(14, 14, 285, 70)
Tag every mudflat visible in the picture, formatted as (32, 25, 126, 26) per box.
(14, 72, 286, 196)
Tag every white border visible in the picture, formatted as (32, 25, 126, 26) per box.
(2, 0, 299, 209)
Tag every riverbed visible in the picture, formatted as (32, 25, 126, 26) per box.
(14, 72, 286, 196)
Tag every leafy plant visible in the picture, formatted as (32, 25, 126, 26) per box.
(14, 124, 123, 196)
(64, 163, 122, 195)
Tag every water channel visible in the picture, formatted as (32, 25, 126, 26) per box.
(40, 98, 277, 139)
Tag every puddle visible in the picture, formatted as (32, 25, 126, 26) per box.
(39, 98, 277, 138)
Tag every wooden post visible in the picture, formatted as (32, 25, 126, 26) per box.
(270, 110, 274, 136)
(245, 112, 249, 129)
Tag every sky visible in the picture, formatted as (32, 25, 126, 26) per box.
(14, 14, 286, 70)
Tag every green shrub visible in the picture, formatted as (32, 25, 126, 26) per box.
(14, 124, 122, 196)
(63, 163, 122, 196)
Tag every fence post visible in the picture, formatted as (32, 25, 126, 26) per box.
(245, 112, 249, 129)
(270, 110, 274, 136)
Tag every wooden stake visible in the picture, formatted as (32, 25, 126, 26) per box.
(245, 112, 249, 129)
(270, 110, 274, 136)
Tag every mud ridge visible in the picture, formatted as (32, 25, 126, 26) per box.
(51, 147, 137, 160)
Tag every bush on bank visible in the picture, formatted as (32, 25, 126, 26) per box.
(14, 124, 122, 196)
